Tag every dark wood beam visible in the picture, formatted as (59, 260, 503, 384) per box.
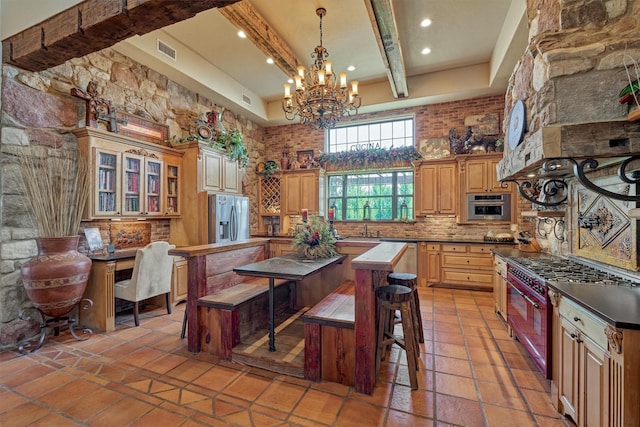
(217, 1, 302, 79)
(365, 0, 408, 98)
(2, 0, 241, 72)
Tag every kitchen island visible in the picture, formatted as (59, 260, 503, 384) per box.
(171, 238, 407, 395)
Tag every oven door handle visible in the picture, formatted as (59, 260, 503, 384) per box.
(507, 281, 541, 309)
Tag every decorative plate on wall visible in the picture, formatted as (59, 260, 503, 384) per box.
(507, 99, 526, 150)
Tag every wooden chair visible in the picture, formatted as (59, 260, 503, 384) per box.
(115, 241, 175, 326)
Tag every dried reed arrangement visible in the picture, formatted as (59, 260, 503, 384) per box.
(17, 146, 90, 237)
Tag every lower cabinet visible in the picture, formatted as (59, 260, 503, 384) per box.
(171, 257, 188, 306)
(419, 243, 497, 290)
(493, 253, 507, 321)
(550, 291, 640, 427)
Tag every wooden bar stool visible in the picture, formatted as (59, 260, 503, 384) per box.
(375, 285, 419, 390)
(387, 272, 424, 345)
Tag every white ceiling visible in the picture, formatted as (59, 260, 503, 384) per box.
(1, 0, 529, 127)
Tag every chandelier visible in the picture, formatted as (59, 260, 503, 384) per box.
(282, 7, 361, 130)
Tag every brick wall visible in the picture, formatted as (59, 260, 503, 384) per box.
(264, 95, 532, 240)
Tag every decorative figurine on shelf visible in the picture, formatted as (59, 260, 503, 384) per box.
(301, 209, 309, 222)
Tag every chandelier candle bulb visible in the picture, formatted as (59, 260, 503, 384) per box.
(325, 61, 332, 74)
(295, 75, 303, 90)
(340, 72, 347, 88)
(318, 70, 326, 85)
(351, 81, 359, 95)
(284, 84, 291, 98)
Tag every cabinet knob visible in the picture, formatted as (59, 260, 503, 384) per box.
(573, 316, 581, 322)
(570, 333, 578, 339)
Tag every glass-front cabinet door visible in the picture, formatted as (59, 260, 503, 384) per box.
(93, 147, 121, 217)
(165, 162, 180, 216)
(145, 158, 164, 216)
(121, 152, 164, 217)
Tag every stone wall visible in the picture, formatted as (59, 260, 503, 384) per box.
(501, 0, 640, 260)
(0, 47, 265, 347)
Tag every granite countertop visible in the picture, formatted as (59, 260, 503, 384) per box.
(253, 235, 517, 245)
(492, 248, 640, 330)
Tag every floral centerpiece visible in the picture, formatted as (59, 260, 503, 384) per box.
(316, 145, 422, 171)
(291, 216, 339, 259)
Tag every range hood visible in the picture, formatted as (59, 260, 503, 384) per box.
(497, 120, 640, 207)
(497, 120, 640, 181)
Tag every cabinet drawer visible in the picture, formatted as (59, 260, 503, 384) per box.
(425, 244, 440, 251)
(442, 269, 493, 287)
(494, 255, 507, 271)
(441, 244, 467, 253)
(469, 245, 495, 254)
(559, 297, 608, 349)
(441, 253, 493, 269)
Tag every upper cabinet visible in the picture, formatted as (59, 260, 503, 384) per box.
(415, 159, 457, 215)
(461, 154, 511, 193)
(73, 127, 183, 220)
(282, 169, 324, 216)
(200, 147, 241, 194)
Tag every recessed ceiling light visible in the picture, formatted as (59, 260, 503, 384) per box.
(238, 31, 246, 38)
(421, 19, 432, 28)
(266, 58, 274, 64)
(421, 47, 431, 55)
(287, 78, 294, 84)
(347, 65, 356, 71)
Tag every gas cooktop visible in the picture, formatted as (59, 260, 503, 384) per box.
(508, 256, 640, 288)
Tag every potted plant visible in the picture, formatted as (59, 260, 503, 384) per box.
(215, 128, 249, 168)
(15, 145, 92, 330)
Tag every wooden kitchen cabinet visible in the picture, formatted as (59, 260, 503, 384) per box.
(419, 243, 497, 290)
(462, 154, 511, 193)
(171, 256, 188, 306)
(200, 146, 241, 194)
(418, 243, 440, 287)
(556, 297, 609, 427)
(74, 127, 183, 220)
(282, 169, 324, 216)
(169, 142, 241, 246)
(440, 244, 494, 290)
(493, 253, 507, 321)
(415, 159, 457, 215)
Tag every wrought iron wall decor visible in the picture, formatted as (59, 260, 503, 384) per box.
(501, 155, 640, 205)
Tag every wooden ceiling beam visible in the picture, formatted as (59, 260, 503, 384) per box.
(217, 1, 302, 79)
(365, 0, 408, 98)
(2, 0, 240, 72)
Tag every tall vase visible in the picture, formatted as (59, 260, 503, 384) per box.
(20, 236, 92, 318)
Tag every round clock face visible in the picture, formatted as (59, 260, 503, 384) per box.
(508, 99, 526, 150)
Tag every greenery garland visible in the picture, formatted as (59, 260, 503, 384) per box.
(316, 146, 422, 171)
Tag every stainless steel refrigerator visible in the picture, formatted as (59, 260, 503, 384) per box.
(208, 193, 249, 243)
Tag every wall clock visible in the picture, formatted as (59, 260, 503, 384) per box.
(507, 99, 526, 150)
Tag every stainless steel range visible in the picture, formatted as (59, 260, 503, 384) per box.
(506, 256, 640, 379)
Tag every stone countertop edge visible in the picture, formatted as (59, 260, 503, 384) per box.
(491, 248, 640, 330)
(254, 235, 517, 245)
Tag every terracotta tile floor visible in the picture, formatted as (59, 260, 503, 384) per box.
(0, 288, 576, 426)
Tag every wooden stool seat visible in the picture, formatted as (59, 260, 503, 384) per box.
(375, 285, 419, 390)
(387, 272, 424, 345)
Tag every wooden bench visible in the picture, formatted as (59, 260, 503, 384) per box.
(303, 280, 356, 385)
(198, 277, 292, 359)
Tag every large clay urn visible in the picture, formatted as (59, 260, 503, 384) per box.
(20, 236, 92, 318)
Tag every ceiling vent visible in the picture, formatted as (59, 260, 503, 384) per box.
(157, 39, 176, 61)
(242, 94, 252, 106)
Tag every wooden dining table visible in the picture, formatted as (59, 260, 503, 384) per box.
(233, 253, 346, 352)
